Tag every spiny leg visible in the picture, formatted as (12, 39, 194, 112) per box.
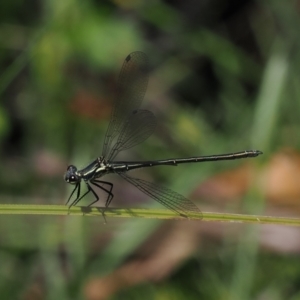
(86, 182, 107, 223)
(91, 180, 114, 208)
(71, 181, 113, 208)
(85, 182, 100, 206)
(71, 184, 91, 207)
(66, 183, 80, 206)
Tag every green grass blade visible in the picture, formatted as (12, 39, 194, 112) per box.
(0, 204, 299, 226)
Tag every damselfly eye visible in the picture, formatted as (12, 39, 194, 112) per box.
(64, 165, 79, 184)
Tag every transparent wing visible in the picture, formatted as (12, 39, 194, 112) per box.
(118, 172, 202, 218)
(102, 52, 149, 158)
(107, 109, 156, 161)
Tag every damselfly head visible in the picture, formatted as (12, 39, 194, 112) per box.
(64, 165, 80, 184)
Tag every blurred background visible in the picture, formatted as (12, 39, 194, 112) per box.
(1, 0, 300, 299)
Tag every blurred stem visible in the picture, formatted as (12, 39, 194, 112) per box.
(229, 188, 264, 300)
(0, 52, 29, 96)
(251, 38, 289, 152)
(0, 204, 299, 226)
(0, 28, 45, 96)
(230, 38, 290, 300)
(0, 1, 72, 96)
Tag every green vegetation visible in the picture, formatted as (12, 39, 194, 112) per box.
(0, 0, 299, 299)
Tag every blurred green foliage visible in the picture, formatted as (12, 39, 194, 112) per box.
(0, 0, 300, 299)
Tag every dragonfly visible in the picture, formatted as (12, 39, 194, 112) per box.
(64, 51, 262, 218)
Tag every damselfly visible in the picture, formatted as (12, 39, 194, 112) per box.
(64, 52, 262, 217)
